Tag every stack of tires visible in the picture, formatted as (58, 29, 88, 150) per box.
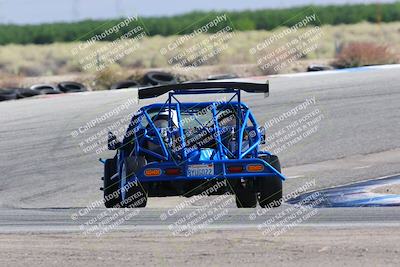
(0, 87, 40, 102)
(0, 81, 87, 103)
(30, 84, 61, 95)
(143, 71, 177, 86)
(56, 81, 87, 93)
(32, 82, 87, 94)
(110, 71, 177, 90)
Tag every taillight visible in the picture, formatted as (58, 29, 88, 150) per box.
(144, 168, 161, 176)
(165, 168, 181, 175)
(228, 166, 243, 173)
(247, 164, 264, 172)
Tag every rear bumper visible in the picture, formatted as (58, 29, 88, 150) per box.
(129, 158, 286, 183)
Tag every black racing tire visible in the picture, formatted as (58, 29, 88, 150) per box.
(230, 180, 257, 208)
(0, 89, 18, 101)
(122, 156, 148, 208)
(143, 71, 176, 86)
(30, 84, 61, 95)
(57, 81, 87, 93)
(257, 155, 283, 208)
(110, 80, 140, 90)
(103, 158, 121, 208)
(15, 88, 41, 99)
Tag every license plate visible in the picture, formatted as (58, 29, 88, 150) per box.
(187, 164, 214, 177)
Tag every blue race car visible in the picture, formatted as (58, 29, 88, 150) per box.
(102, 80, 285, 208)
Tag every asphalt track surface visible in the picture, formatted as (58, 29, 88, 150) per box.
(0, 65, 399, 233)
(289, 174, 400, 207)
(0, 205, 400, 233)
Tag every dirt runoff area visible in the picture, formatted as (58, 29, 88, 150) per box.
(372, 184, 400, 195)
(1, 227, 399, 267)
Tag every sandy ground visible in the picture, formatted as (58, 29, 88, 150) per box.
(373, 184, 400, 195)
(0, 227, 399, 267)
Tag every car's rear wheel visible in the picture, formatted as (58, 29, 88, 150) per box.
(257, 155, 283, 208)
(121, 156, 148, 208)
(103, 158, 121, 208)
(231, 180, 257, 208)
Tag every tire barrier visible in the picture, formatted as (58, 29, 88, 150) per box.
(30, 84, 61, 95)
(57, 81, 87, 93)
(0, 88, 18, 102)
(143, 71, 177, 86)
(110, 80, 140, 90)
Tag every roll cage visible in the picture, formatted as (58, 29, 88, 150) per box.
(124, 86, 269, 164)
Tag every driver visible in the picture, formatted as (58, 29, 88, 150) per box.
(146, 110, 178, 157)
(151, 109, 178, 132)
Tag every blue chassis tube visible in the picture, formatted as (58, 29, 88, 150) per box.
(116, 88, 286, 190)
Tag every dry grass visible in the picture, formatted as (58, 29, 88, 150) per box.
(333, 42, 397, 68)
(0, 21, 399, 87)
(0, 74, 23, 88)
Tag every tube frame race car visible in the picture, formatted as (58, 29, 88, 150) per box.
(101, 80, 285, 208)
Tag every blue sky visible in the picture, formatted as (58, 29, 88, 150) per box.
(0, 0, 396, 25)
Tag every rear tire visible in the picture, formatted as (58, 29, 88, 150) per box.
(122, 156, 148, 208)
(257, 155, 283, 208)
(231, 180, 257, 208)
(103, 158, 121, 208)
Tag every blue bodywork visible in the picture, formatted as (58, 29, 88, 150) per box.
(100, 86, 285, 199)
(104, 87, 286, 200)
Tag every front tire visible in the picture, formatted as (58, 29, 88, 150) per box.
(257, 155, 283, 208)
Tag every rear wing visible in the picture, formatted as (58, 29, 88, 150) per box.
(138, 79, 269, 99)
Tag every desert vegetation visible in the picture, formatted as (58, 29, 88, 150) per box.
(333, 42, 397, 68)
(0, 21, 398, 78)
(0, 3, 399, 45)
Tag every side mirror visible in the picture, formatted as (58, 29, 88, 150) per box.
(259, 126, 266, 144)
(108, 131, 121, 150)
